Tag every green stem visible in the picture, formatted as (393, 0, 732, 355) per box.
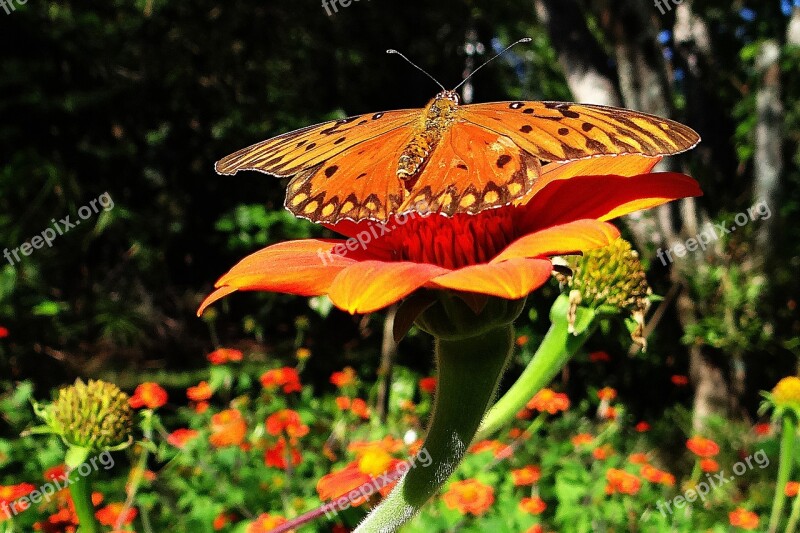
(786, 491, 800, 533)
(476, 318, 593, 440)
(69, 468, 99, 533)
(769, 416, 796, 533)
(354, 324, 514, 533)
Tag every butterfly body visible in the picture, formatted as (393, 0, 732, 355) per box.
(217, 96, 700, 224)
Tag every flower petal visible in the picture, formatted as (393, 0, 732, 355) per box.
(518, 172, 702, 230)
(492, 220, 620, 263)
(197, 239, 362, 316)
(328, 261, 449, 314)
(428, 259, 553, 299)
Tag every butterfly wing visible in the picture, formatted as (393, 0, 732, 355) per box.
(460, 101, 700, 162)
(215, 109, 419, 177)
(395, 121, 541, 216)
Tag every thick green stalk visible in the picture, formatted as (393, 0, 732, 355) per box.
(354, 324, 514, 533)
(786, 491, 800, 533)
(70, 469, 99, 533)
(769, 416, 796, 533)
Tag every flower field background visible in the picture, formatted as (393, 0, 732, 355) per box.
(2, 1, 800, 532)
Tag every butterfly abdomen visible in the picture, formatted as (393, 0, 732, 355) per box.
(397, 92, 461, 187)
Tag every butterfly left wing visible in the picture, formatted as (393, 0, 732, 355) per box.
(395, 121, 541, 216)
(460, 101, 700, 162)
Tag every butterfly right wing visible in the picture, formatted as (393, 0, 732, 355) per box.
(215, 109, 419, 177)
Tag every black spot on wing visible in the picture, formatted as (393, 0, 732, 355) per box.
(496, 155, 512, 168)
(520, 125, 533, 133)
(325, 165, 339, 178)
(558, 127, 570, 136)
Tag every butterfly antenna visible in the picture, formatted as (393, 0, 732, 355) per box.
(386, 49, 447, 92)
(452, 37, 532, 91)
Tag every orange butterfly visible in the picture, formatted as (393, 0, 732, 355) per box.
(216, 42, 700, 224)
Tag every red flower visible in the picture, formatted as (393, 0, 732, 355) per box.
(335, 396, 351, 409)
(511, 465, 541, 486)
(527, 388, 570, 414)
(260, 367, 302, 393)
(419, 377, 437, 394)
(187, 381, 213, 401)
(754, 422, 772, 436)
(700, 458, 719, 473)
(128, 382, 168, 409)
(95, 502, 137, 526)
(265, 409, 309, 439)
(640, 464, 675, 486)
(330, 367, 357, 388)
(43, 464, 67, 482)
(629, 453, 649, 465)
(264, 437, 302, 469)
(588, 351, 610, 362)
(728, 508, 759, 530)
(442, 479, 495, 516)
(0, 483, 35, 514)
(519, 496, 547, 514)
(198, 157, 700, 316)
(785, 481, 799, 497)
(349, 398, 371, 419)
(686, 436, 720, 458)
(207, 347, 243, 365)
(606, 468, 641, 495)
(167, 428, 199, 449)
(597, 387, 617, 401)
(317, 446, 403, 506)
(0, 327, 8, 338)
(635, 421, 651, 432)
(209, 409, 247, 448)
(671, 374, 689, 386)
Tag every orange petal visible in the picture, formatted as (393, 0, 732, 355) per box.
(428, 259, 553, 299)
(518, 172, 701, 230)
(328, 261, 449, 314)
(197, 239, 362, 316)
(492, 220, 620, 263)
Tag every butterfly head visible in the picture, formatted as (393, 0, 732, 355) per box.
(435, 90, 460, 105)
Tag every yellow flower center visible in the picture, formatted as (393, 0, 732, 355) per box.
(772, 376, 800, 405)
(357, 448, 394, 477)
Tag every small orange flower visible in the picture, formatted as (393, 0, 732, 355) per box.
(635, 421, 651, 432)
(606, 468, 641, 495)
(265, 409, 309, 439)
(128, 382, 168, 409)
(519, 496, 547, 514)
(95, 502, 137, 527)
(700, 458, 719, 473)
(246, 513, 291, 533)
(597, 387, 617, 401)
(264, 437, 302, 469)
(511, 465, 541, 486)
(515, 335, 529, 346)
(571, 433, 594, 447)
(525, 526, 544, 533)
(194, 400, 210, 414)
(419, 377, 437, 394)
(640, 464, 675, 486)
(209, 409, 247, 448)
(442, 479, 495, 516)
(628, 453, 649, 464)
(335, 396, 351, 409)
(470, 440, 512, 459)
(671, 374, 689, 386)
(167, 428, 199, 449)
(589, 351, 610, 362)
(593, 444, 615, 461)
(785, 481, 800, 497)
(754, 422, 772, 436)
(330, 367, 357, 388)
(728, 508, 759, 530)
(527, 388, 570, 414)
(207, 347, 243, 365)
(187, 381, 213, 401)
(686, 436, 720, 458)
(43, 464, 67, 482)
(260, 367, 302, 393)
(213, 511, 237, 530)
(350, 398, 371, 419)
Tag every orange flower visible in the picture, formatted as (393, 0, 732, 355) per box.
(628, 453, 649, 464)
(671, 374, 689, 386)
(640, 464, 675, 486)
(213, 511, 237, 530)
(686, 436, 720, 458)
(700, 458, 719, 473)
(330, 367, 357, 388)
(207, 347, 243, 365)
(511, 465, 541, 486)
(317, 447, 403, 506)
(442, 479, 495, 516)
(128, 382, 168, 409)
(419, 377, 437, 394)
(571, 433, 594, 447)
(187, 381, 213, 401)
(515, 335, 529, 346)
(785, 481, 799, 497)
(728, 508, 759, 530)
(260, 367, 302, 393)
(0, 483, 35, 514)
(264, 437, 302, 469)
(246, 513, 291, 533)
(597, 387, 617, 401)
(167, 428, 199, 449)
(198, 156, 700, 316)
(349, 398, 371, 419)
(635, 421, 651, 432)
(526, 526, 544, 533)
(209, 409, 247, 448)
(265, 409, 309, 439)
(519, 496, 547, 514)
(593, 444, 615, 461)
(95, 502, 137, 526)
(606, 468, 641, 495)
(470, 440, 512, 459)
(43, 464, 67, 482)
(754, 422, 772, 436)
(589, 351, 610, 362)
(527, 388, 570, 414)
(335, 396, 351, 409)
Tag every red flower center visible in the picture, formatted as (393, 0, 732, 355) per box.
(379, 209, 517, 269)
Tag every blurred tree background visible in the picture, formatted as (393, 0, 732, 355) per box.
(0, 0, 798, 427)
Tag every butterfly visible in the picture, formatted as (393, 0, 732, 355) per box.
(216, 43, 700, 224)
